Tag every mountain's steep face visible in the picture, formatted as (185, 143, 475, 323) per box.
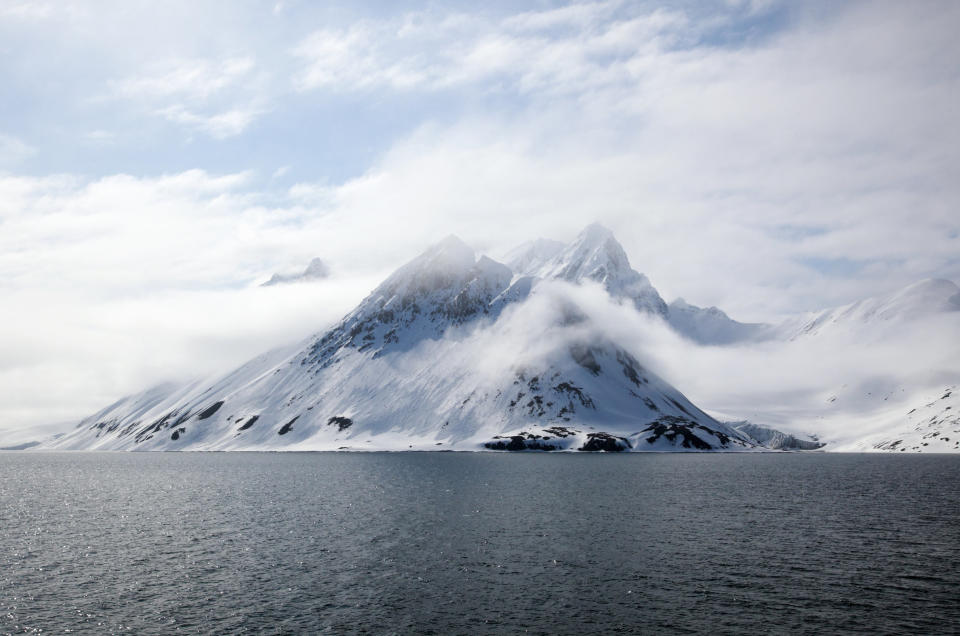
(44, 229, 758, 453)
(303, 237, 518, 365)
(667, 298, 770, 345)
(731, 421, 823, 450)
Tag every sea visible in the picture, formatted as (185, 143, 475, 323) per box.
(1, 452, 958, 634)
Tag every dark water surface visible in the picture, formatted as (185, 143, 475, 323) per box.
(1, 452, 959, 635)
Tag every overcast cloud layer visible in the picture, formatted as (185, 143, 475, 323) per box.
(1, 0, 958, 434)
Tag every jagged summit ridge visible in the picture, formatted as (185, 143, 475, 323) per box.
(518, 224, 669, 316)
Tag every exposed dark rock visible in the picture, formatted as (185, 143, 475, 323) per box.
(544, 426, 577, 438)
(328, 416, 353, 431)
(579, 432, 631, 452)
(553, 382, 595, 409)
(197, 401, 224, 420)
(485, 435, 559, 451)
(278, 416, 299, 435)
(170, 427, 186, 441)
(570, 344, 602, 375)
(641, 415, 718, 450)
(237, 415, 259, 432)
(616, 350, 648, 386)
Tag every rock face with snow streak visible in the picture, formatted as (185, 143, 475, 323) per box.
(43, 226, 759, 452)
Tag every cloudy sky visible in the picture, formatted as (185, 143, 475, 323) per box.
(1, 0, 958, 434)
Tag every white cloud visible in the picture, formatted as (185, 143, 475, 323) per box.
(110, 57, 256, 101)
(106, 56, 268, 139)
(157, 104, 264, 139)
(291, 7, 692, 94)
(0, 169, 385, 433)
(1, 1, 959, 438)
(283, 1, 960, 319)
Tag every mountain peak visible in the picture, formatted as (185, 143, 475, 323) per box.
(548, 224, 631, 281)
(420, 234, 474, 263)
(531, 224, 667, 315)
(576, 222, 615, 243)
(261, 256, 330, 286)
(390, 235, 475, 280)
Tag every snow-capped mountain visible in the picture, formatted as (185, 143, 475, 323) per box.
(33, 224, 958, 453)
(42, 226, 762, 452)
(511, 223, 669, 317)
(261, 257, 330, 286)
(778, 278, 960, 340)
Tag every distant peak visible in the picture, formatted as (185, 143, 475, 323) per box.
(563, 223, 631, 274)
(412, 234, 475, 268)
(261, 256, 330, 286)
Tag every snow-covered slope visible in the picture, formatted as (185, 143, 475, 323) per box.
(778, 278, 960, 340)
(822, 385, 960, 453)
(667, 298, 770, 345)
(43, 230, 760, 453)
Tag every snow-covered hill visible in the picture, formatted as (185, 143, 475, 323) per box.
(778, 278, 960, 340)
(820, 385, 960, 453)
(43, 227, 761, 452)
(666, 298, 769, 345)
